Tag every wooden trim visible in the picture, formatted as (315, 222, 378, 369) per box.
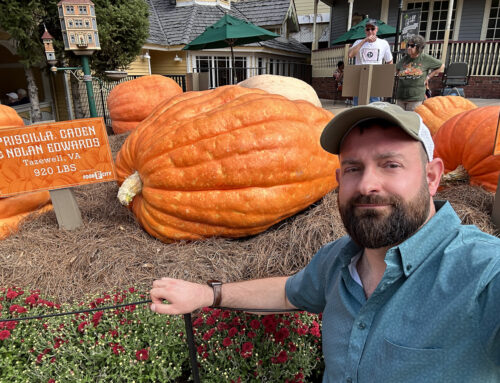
(481, 0, 493, 40)
(453, 0, 464, 41)
(380, 0, 389, 23)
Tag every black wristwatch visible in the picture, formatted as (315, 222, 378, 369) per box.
(206, 280, 223, 308)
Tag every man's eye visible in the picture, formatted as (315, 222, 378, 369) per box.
(344, 167, 359, 173)
(385, 162, 401, 169)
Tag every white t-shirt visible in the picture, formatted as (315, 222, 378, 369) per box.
(352, 38, 393, 65)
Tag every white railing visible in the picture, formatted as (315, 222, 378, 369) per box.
(312, 40, 500, 77)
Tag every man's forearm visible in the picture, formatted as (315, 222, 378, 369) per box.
(150, 276, 296, 315)
(348, 41, 364, 58)
(219, 277, 296, 310)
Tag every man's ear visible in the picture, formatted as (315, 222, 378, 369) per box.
(426, 158, 444, 196)
(335, 168, 341, 184)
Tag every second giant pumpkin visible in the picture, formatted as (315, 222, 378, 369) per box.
(434, 105, 500, 192)
(107, 74, 183, 134)
(116, 85, 339, 242)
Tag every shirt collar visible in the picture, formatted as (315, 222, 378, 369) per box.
(396, 200, 462, 277)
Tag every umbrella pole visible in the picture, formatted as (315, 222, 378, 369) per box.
(230, 44, 237, 84)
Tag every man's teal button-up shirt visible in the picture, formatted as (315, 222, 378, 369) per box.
(286, 201, 500, 382)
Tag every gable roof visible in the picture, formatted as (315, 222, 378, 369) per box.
(146, 0, 309, 55)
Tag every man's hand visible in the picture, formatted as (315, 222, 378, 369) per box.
(365, 35, 377, 43)
(150, 278, 213, 315)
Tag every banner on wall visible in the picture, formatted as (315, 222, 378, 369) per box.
(401, 9, 422, 48)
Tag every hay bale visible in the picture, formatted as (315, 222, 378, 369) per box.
(0, 134, 497, 304)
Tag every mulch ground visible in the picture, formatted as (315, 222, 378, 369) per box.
(0, 133, 497, 304)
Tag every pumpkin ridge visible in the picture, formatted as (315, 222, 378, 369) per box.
(135, 99, 328, 169)
(140, 120, 325, 173)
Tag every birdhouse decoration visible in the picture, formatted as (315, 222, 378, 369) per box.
(42, 27, 57, 65)
(57, 0, 100, 55)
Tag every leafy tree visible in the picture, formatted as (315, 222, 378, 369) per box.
(0, 0, 149, 121)
(0, 0, 49, 122)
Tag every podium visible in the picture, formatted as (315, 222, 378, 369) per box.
(342, 64, 396, 105)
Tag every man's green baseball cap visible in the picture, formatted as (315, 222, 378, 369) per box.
(320, 102, 434, 160)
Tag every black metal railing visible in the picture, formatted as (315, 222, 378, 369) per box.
(75, 74, 186, 128)
(193, 64, 312, 88)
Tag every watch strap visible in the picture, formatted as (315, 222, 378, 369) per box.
(206, 280, 223, 308)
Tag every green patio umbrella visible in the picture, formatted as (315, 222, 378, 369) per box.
(331, 18, 396, 46)
(183, 14, 279, 83)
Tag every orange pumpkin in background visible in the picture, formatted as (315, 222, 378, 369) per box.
(415, 96, 477, 136)
(0, 104, 24, 128)
(107, 74, 183, 134)
(433, 105, 500, 192)
(0, 106, 52, 239)
(115, 85, 339, 242)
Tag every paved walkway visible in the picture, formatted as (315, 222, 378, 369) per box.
(321, 97, 500, 115)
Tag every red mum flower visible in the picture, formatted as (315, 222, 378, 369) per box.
(77, 321, 88, 332)
(202, 328, 216, 341)
(240, 342, 253, 358)
(228, 327, 238, 338)
(92, 311, 104, 327)
(135, 348, 149, 361)
(250, 319, 260, 329)
(288, 342, 297, 352)
(275, 327, 290, 344)
(275, 350, 288, 364)
(247, 331, 257, 339)
(6, 321, 17, 330)
(0, 330, 11, 340)
(222, 337, 232, 347)
(48, 379, 56, 383)
(9, 305, 27, 314)
(6, 288, 20, 300)
(206, 316, 216, 326)
(310, 321, 321, 337)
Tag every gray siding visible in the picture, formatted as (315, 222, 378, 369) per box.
(330, 0, 383, 44)
(458, 0, 486, 40)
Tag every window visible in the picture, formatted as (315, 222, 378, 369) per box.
(70, 34, 75, 43)
(88, 33, 93, 43)
(68, 19, 73, 28)
(79, 5, 87, 14)
(66, 5, 74, 14)
(486, 0, 500, 39)
(85, 19, 90, 28)
(406, 0, 457, 40)
(195, 56, 248, 88)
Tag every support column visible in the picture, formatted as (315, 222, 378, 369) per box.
(312, 0, 319, 51)
(441, 0, 455, 64)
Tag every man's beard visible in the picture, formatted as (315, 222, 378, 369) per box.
(338, 182, 431, 249)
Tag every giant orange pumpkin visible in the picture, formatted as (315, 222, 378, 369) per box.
(433, 105, 500, 192)
(0, 106, 52, 239)
(107, 74, 183, 134)
(116, 85, 339, 242)
(0, 192, 53, 239)
(415, 96, 477, 136)
(0, 104, 24, 128)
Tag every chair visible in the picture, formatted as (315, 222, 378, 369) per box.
(441, 62, 469, 97)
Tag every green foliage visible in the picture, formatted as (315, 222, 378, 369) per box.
(0, 287, 324, 382)
(0, 0, 149, 76)
(0, 0, 48, 68)
(91, 0, 149, 77)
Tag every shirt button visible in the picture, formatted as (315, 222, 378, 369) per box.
(346, 378, 353, 383)
(358, 321, 366, 330)
(406, 264, 412, 271)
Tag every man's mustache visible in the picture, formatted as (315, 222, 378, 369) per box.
(350, 194, 398, 206)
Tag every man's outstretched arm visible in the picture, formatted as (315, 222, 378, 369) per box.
(150, 276, 297, 315)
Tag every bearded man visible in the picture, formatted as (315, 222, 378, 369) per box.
(150, 103, 500, 383)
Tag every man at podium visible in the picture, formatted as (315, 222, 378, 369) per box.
(348, 19, 393, 105)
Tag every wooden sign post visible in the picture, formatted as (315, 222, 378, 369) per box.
(0, 117, 116, 230)
(492, 111, 500, 231)
(342, 64, 396, 105)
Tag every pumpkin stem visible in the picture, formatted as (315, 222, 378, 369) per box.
(117, 171, 143, 206)
(441, 165, 469, 187)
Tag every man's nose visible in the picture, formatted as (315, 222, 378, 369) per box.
(357, 169, 382, 195)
